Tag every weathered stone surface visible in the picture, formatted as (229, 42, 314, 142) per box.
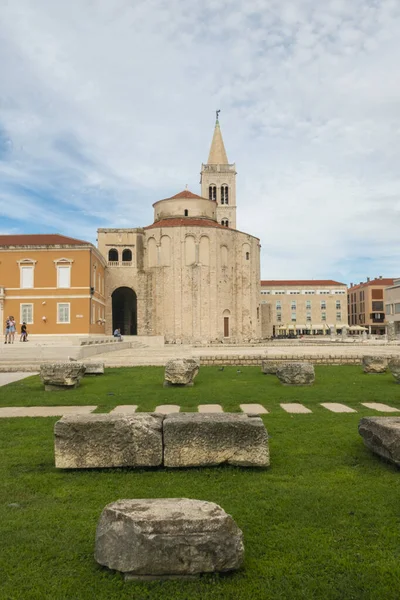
(40, 362, 86, 391)
(261, 360, 282, 375)
(164, 358, 199, 386)
(276, 362, 315, 386)
(358, 417, 400, 466)
(95, 498, 244, 578)
(84, 362, 105, 375)
(388, 358, 400, 383)
(362, 355, 388, 374)
(54, 414, 163, 468)
(163, 413, 269, 468)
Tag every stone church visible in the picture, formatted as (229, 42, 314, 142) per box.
(97, 117, 261, 343)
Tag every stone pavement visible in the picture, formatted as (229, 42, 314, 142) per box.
(0, 372, 37, 386)
(0, 402, 398, 418)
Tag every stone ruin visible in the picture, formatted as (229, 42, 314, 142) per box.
(95, 498, 244, 580)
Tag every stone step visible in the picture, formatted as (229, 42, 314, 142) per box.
(320, 403, 357, 413)
(280, 403, 312, 414)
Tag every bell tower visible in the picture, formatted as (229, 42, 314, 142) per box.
(201, 112, 237, 229)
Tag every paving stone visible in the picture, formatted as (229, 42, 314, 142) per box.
(361, 403, 400, 412)
(0, 372, 37, 386)
(0, 406, 97, 418)
(198, 404, 223, 413)
(240, 404, 268, 414)
(320, 403, 356, 413)
(280, 403, 312, 414)
(154, 405, 180, 414)
(110, 405, 138, 414)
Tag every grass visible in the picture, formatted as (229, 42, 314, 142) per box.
(1, 366, 400, 599)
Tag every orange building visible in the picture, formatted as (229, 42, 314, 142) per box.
(0, 234, 106, 336)
(347, 277, 395, 335)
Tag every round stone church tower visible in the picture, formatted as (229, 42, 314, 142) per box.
(98, 118, 261, 343)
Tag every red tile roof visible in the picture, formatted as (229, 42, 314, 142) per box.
(154, 190, 211, 204)
(0, 234, 92, 247)
(349, 278, 395, 291)
(261, 280, 346, 287)
(145, 218, 226, 230)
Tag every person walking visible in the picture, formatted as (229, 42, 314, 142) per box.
(4, 317, 11, 344)
(20, 322, 28, 342)
(9, 316, 16, 343)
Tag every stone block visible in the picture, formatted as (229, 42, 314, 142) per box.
(276, 362, 315, 386)
(388, 358, 400, 383)
(358, 417, 400, 466)
(84, 362, 105, 375)
(163, 413, 269, 468)
(95, 498, 244, 579)
(261, 360, 282, 374)
(40, 362, 86, 391)
(54, 413, 163, 469)
(164, 358, 199, 386)
(362, 355, 388, 374)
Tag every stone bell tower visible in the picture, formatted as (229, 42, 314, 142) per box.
(200, 113, 237, 229)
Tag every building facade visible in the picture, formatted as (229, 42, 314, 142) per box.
(384, 278, 400, 339)
(0, 234, 106, 336)
(97, 118, 261, 343)
(260, 280, 348, 337)
(348, 277, 395, 335)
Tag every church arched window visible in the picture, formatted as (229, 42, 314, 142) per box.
(221, 185, 229, 204)
(209, 185, 217, 201)
(122, 249, 132, 262)
(221, 219, 229, 227)
(108, 248, 118, 262)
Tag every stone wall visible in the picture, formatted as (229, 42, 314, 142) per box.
(199, 354, 399, 366)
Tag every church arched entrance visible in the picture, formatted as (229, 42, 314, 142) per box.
(112, 287, 137, 335)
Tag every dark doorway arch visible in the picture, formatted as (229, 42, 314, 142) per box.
(112, 287, 137, 335)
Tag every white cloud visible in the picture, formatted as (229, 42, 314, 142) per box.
(0, 0, 400, 283)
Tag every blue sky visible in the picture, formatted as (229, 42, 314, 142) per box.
(0, 0, 400, 283)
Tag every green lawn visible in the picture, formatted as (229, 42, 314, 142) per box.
(1, 367, 400, 599)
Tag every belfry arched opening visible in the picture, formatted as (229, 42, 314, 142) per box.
(112, 287, 137, 335)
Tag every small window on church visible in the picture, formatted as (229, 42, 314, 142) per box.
(246, 252, 250, 260)
(221, 219, 229, 227)
(184, 209, 188, 216)
(108, 249, 118, 262)
(221, 185, 229, 205)
(209, 185, 217, 201)
(122, 249, 132, 262)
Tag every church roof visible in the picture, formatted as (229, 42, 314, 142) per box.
(207, 120, 229, 164)
(261, 280, 346, 287)
(0, 233, 92, 247)
(154, 189, 210, 204)
(145, 218, 226, 230)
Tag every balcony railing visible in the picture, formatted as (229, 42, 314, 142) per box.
(107, 261, 133, 267)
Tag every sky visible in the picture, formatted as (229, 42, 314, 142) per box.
(0, 0, 400, 285)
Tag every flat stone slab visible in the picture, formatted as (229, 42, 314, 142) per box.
(163, 413, 269, 467)
(198, 404, 223, 413)
(95, 498, 244, 578)
(320, 403, 356, 413)
(155, 405, 180, 414)
(0, 406, 97, 418)
(110, 405, 138, 414)
(54, 413, 163, 468)
(362, 403, 400, 412)
(240, 404, 268, 414)
(280, 403, 312, 414)
(359, 417, 400, 465)
(84, 362, 104, 375)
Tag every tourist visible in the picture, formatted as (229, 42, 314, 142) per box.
(20, 322, 28, 342)
(9, 316, 16, 343)
(113, 328, 123, 341)
(4, 316, 11, 344)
